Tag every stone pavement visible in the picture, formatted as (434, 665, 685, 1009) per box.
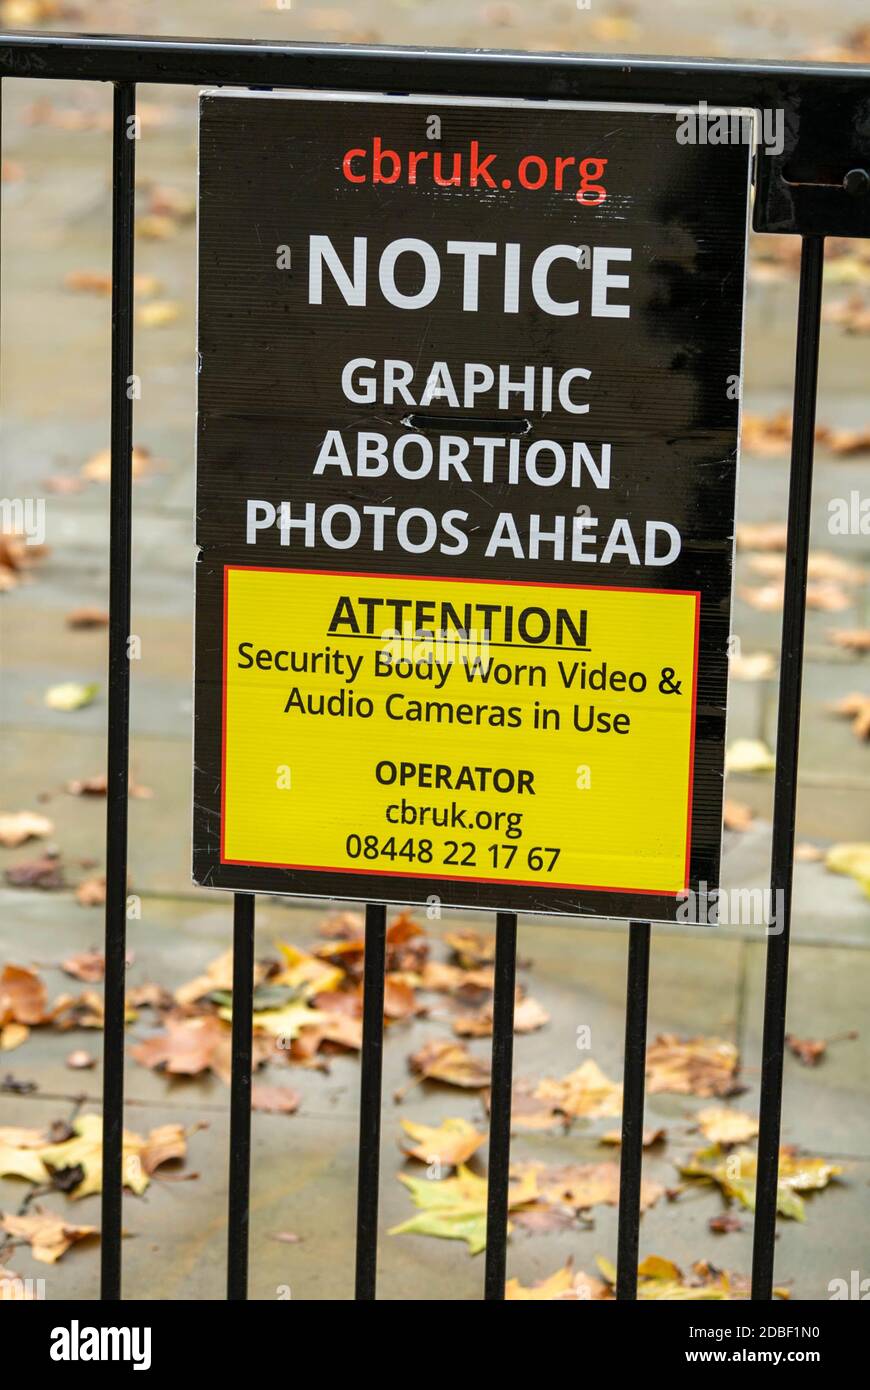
(1, 1, 869, 1301)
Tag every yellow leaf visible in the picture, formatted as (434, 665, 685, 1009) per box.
(400, 1117, 486, 1169)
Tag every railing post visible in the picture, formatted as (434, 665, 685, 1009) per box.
(616, 921, 651, 1300)
(227, 892, 256, 1299)
(751, 235, 825, 1300)
(355, 902, 387, 1300)
(100, 79, 136, 1303)
(484, 911, 517, 1300)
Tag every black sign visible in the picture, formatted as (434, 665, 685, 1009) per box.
(194, 91, 751, 922)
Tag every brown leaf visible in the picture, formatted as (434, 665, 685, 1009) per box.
(64, 270, 112, 295)
(81, 445, 155, 483)
(529, 1059, 623, 1121)
(251, 1085, 301, 1114)
(735, 521, 788, 551)
(513, 1160, 663, 1215)
(317, 910, 364, 939)
(0, 964, 48, 1025)
(646, 1035, 741, 1097)
(4, 853, 65, 891)
(408, 1038, 491, 1089)
(61, 950, 104, 983)
(0, 1205, 98, 1264)
(444, 929, 496, 968)
(785, 1034, 827, 1066)
(824, 292, 870, 335)
(709, 1212, 744, 1234)
(831, 692, 870, 740)
(0, 811, 54, 848)
(140, 1122, 189, 1176)
(75, 875, 106, 907)
(600, 1126, 666, 1148)
(453, 993, 549, 1037)
(65, 608, 109, 630)
(131, 1013, 231, 1078)
(723, 799, 754, 832)
(829, 628, 870, 653)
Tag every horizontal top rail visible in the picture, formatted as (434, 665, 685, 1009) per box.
(0, 30, 867, 93)
(2, 31, 869, 237)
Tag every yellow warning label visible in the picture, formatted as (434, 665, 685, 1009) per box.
(221, 566, 699, 896)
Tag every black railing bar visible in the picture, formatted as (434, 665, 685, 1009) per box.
(751, 234, 825, 1301)
(615, 920, 651, 1300)
(227, 891, 256, 1300)
(1, 32, 869, 101)
(354, 901, 387, 1300)
(100, 79, 135, 1303)
(483, 910, 517, 1301)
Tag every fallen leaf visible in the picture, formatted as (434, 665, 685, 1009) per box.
(824, 293, 870, 334)
(61, 950, 104, 983)
(735, 521, 788, 551)
(444, 930, 496, 968)
(830, 693, 870, 741)
(63, 270, 111, 295)
(696, 1106, 759, 1145)
(44, 682, 98, 712)
(0, 964, 48, 1025)
(829, 628, 870, 653)
(529, 1058, 623, 1121)
(400, 1116, 486, 1169)
(81, 445, 155, 483)
(506, 1259, 609, 1300)
(1, 1112, 189, 1198)
(0, 812, 53, 848)
(1, 1023, 29, 1051)
(723, 800, 754, 832)
(137, 299, 180, 328)
(725, 739, 775, 774)
(132, 1013, 233, 1078)
(65, 609, 109, 630)
(4, 853, 65, 891)
(513, 1160, 663, 1215)
(408, 1038, 491, 1089)
(729, 650, 776, 681)
(389, 1163, 536, 1254)
(0, 1205, 98, 1263)
(646, 1035, 741, 1098)
(600, 1126, 665, 1148)
(269, 1230, 301, 1244)
(680, 1144, 842, 1220)
(709, 1212, 744, 1234)
(75, 876, 106, 907)
(826, 842, 870, 894)
(251, 1085, 301, 1114)
(453, 993, 549, 1037)
(785, 1034, 827, 1066)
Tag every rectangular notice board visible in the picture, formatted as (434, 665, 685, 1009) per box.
(193, 90, 752, 921)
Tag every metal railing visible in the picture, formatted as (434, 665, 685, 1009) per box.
(2, 30, 868, 1303)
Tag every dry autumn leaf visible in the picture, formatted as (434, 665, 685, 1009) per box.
(75, 876, 106, 908)
(646, 1035, 741, 1098)
(65, 609, 109, 630)
(516, 1058, 623, 1127)
(251, 1085, 301, 1114)
(723, 799, 754, 832)
(725, 739, 775, 774)
(132, 1013, 236, 1078)
(408, 1038, 491, 1090)
(600, 1126, 666, 1148)
(453, 993, 549, 1038)
(81, 445, 155, 483)
(0, 1113, 190, 1198)
(681, 1144, 842, 1220)
(0, 811, 53, 848)
(400, 1116, 486, 1169)
(696, 1106, 760, 1146)
(785, 1034, 827, 1066)
(506, 1259, 609, 1301)
(512, 1159, 663, 1215)
(4, 853, 65, 891)
(829, 628, 870, 653)
(729, 650, 776, 681)
(0, 963, 48, 1025)
(0, 1206, 98, 1264)
(830, 693, 870, 741)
